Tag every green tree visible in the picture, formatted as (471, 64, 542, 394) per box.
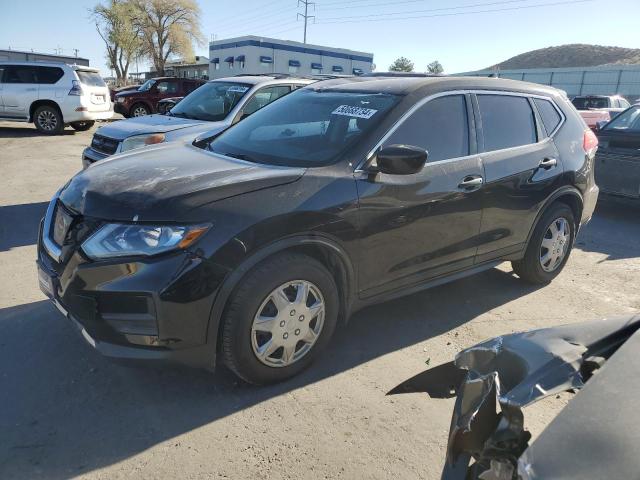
(131, 0, 205, 76)
(427, 60, 444, 74)
(92, 0, 143, 86)
(389, 56, 414, 72)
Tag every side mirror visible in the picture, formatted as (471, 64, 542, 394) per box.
(376, 145, 428, 175)
(595, 120, 608, 132)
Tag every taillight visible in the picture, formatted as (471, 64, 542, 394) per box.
(69, 80, 83, 96)
(583, 129, 598, 156)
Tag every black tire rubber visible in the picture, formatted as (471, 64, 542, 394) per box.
(129, 103, 150, 117)
(70, 121, 95, 131)
(33, 105, 64, 134)
(512, 202, 576, 284)
(221, 253, 339, 385)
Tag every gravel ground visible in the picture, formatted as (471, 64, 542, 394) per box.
(1, 120, 639, 479)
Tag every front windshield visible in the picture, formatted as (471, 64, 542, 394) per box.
(603, 106, 640, 132)
(138, 79, 156, 91)
(170, 82, 251, 121)
(208, 88, 400, 167)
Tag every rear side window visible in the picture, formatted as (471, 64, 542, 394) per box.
(478, 95, 537, 151)
(383, 95, 470, 162)
(76, 70, 105, 87)
(533, 98, 562, 135)
(242, 86, 291, 116)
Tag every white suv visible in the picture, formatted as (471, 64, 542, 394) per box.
(0, 62, 113, 134)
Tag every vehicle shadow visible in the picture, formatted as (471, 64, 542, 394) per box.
(0, 268, 541, 479)
(0, 126, 77, 138)
(575, 197, 640, 262)
(0, 202, 49, 251)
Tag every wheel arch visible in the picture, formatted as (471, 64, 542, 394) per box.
(525, 186, 584, 247)
(29, 99, 62, 123)
(129, 101, 152, 115)
(205, 234, 357, 363)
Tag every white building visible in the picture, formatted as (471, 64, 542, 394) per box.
(209, 36, 373, 79)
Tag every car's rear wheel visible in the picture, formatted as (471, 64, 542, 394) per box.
(70, 121, 95, 131)
(130, 103, 150, 117)
(512, 202, 576, 284)
(34, 106, 63, 134)
(221, 253, 339, 385)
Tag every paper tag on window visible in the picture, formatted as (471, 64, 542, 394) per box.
(331, 105, 378, 119)
(228, 86, 249, 93)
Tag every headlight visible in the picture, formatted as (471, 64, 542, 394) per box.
(120, 133, 166, 153)
(117, 97, 125, 103)
(82, 223, 210, 260)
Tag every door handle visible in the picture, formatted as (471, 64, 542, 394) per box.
(458, 175, 484, 190)
(539, 157, 557, 169)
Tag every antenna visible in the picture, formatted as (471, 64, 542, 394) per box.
(297, 0, 315, 44)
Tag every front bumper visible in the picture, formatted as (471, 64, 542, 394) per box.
(36, 205, 220, 369)
(114, 102, 128, 116)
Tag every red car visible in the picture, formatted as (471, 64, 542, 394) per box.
(114, 77, 205, 117)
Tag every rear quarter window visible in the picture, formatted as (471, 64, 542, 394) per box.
(533, 98, 562, 135)
(36, 66, 64, 84)
(478, 95, 537, 151)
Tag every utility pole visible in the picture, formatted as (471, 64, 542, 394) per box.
(297, 0, 315, 44)
(73, 48, 79, 58)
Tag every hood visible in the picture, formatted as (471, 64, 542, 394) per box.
(95, 114, 217, 140)
(59, 142, 305, 222)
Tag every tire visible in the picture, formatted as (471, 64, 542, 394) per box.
(221, 253, 339, 385)
(130, 103, 150, 117)
(70, 121, 95, 131)
(33, 105, 63, 134)
(512, 202, 576, 284)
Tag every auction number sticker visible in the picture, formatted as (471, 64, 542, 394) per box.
(331, 105, 378, 119)
(228, 86, 250, 93)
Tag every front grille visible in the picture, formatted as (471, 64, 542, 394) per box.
(91, 134, 119, 155)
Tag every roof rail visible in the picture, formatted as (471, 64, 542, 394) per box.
(362, 72, 444, 78)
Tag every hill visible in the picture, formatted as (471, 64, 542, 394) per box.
(490, 44, 640, 70)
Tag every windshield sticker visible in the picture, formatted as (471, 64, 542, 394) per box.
(228, 86, 250, 93)
(331, 105, 378, 119)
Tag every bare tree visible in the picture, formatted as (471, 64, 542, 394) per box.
(131, 0, 204, 76)
(92, 0, 142, 86)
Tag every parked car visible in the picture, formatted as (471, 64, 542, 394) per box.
(571, 94, 631, 130)
(83, 75, 314, 168)
(38, 76, 599, 384)
(109, 84, 139, 103)
(0, 61, 113, 134)
(595, 105, 640, 199)
(157, 96, 183, 114)
(113, 76, 205, 117)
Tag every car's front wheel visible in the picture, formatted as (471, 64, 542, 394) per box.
(34, 105, 63, 134)
(70, 121, 95, 131)
(130, 103, 150, 117)
(512, 202, 576, 284)
(221, 253, 339, 385)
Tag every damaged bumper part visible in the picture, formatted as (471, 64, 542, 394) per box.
(389, 314, 640, 480)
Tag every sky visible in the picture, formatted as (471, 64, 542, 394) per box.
(1, 0, 639, 75)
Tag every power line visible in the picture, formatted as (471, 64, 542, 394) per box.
(317, 0, 531, 12)
(315, 0, 594, 25)
(297, 0, 315, 43)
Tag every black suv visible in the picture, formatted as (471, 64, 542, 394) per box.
(37, 77, 599, 384)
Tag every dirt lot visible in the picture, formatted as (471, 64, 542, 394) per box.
(1, 120, 639, 480)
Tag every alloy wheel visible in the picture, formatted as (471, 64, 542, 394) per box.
(132, 106, 148, 117)
(37, 110, 58, 131)
(251, 280, 325, 367)
(540, 217, 570, 272)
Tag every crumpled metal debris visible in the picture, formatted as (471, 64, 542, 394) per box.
(389, 314, 640, 480)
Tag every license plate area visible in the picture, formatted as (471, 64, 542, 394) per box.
(38, 266, 55, 298)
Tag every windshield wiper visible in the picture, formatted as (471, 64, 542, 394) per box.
(221, 152, 256, 162)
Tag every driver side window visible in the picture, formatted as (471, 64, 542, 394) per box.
(383, 95, 470, 162)
(156, 81, 178, 94)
